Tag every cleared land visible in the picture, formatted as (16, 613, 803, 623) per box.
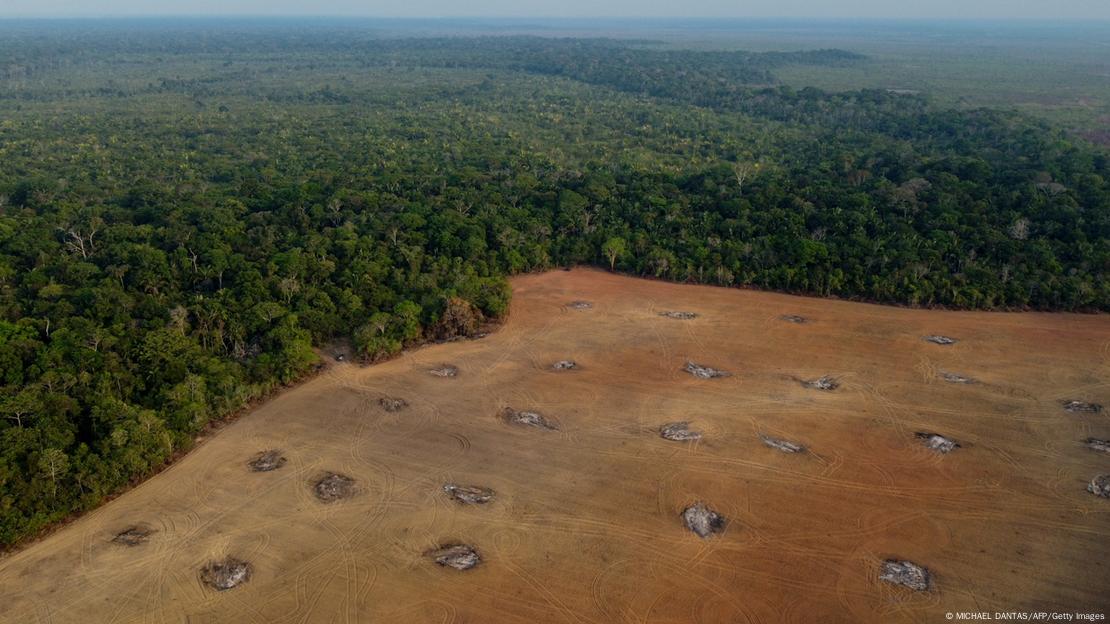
(1, 268, 1108, 622)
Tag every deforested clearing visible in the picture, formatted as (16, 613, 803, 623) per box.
(1, 269, 1106, 623)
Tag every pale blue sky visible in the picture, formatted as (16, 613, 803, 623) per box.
(2, 0, 1109, 19)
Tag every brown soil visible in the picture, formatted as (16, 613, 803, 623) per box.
(1, 268, 1107, 623)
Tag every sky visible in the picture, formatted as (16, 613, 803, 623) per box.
(2, 0, 1109, 20)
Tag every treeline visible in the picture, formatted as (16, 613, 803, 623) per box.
(0, 28, 1107, 548)
(0, 28, 864, 99)
(363, 38, 865, 94)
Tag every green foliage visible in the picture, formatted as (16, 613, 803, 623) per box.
(602, 237, 629, 271)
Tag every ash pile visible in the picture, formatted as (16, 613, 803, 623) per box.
(443, 483, 495, 505)
(879, 559, 931, 591)
(200, 557, 252, 591)
(501, 407, 558, 431)
(682, 502, 726, 538)
(684, 361, 730, 379)
(915, 432, 960, 454)
(760, 435, 805, 453)
(313, 472, 356, 502)
(660, 422, 702, 442)
(428, 544, 481, 570)
(248, 450, 287, 472)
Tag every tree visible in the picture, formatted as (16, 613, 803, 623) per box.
(2, 387, 41, 429)
(39, 448, 69, 498)
(601, 237, 628, 271)
(733, 162, 760, 196)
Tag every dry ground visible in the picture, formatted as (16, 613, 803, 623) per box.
(1, 269, 1108, 623)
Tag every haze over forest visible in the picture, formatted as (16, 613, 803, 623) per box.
(3, 0, 1110, 19)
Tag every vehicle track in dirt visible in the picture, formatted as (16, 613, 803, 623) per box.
(1, 268, 1107, 623)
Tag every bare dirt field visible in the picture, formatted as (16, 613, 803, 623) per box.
(1, 268, 1108, 623)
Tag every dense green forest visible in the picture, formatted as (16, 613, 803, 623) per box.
(0, 23, 1107, 548)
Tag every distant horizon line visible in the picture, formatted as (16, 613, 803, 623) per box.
(1, 15, 1109, 23)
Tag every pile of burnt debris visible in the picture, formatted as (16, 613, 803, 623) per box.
(112, 525, 155, 547)
(923, 335, 958, 345)
(682, 502, 726, 538)
(200, 557, 252, 591)
(760, 435, 805, 454)
(313, 472, 356, 503)
(1085, 438, 1110, 454)
(939, 372, 975, 384)
(247, 449, 287, 472)
(684, 361, 730, 379)
(1088, 474, 1110, 499)
(443, 483, 495, 505)
(427, 544, 481, 570)
(803, 375, 839, 391)
(1063, 400, 1102, 413)
(879, 559, 931, 591)
(501, 407, 558, 431)
(915, 432, 960, 454)
(552, 360, 577, 370)
(379, 396, 408, 412)
(567, 301, 593, 310)
(428, 364, 459, 378)
(659, 311, 698, 320)
(780, 315, 808, 323)
(660, 422, 702, 442)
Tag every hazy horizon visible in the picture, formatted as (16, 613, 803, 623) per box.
(2, 0, 1109, 20)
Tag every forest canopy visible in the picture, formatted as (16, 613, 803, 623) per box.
(0, 24, 1107, 548)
